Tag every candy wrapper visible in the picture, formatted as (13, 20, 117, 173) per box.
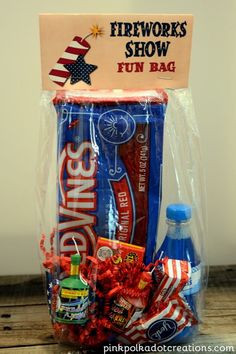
(153, 257, 191, 304)
(54, 90, 167, 265)
(119, 297, 198, 345)
(95, 236, 145, 263)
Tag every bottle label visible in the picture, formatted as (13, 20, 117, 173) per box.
(56, 287, 89, 323)
(61, 288, 88, 298)
(182, 263, 201, 295)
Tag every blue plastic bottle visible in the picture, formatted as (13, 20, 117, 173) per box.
(155, 204, 201, 342)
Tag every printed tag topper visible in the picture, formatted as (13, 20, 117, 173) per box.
(40, 14, 193, 89)
(49, 25, 104, 87)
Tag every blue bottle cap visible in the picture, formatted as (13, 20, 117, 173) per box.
(166, 204, 192, 222)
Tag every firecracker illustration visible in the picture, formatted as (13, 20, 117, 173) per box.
(49, 25, 104, 86)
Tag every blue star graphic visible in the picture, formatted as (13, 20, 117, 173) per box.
(64, 55, 97, 85)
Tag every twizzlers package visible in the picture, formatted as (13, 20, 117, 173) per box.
(38, 13, 206, 349)
(54, 90, 167, 264)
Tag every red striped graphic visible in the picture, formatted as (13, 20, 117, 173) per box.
(153, 258, 191, 304)
(118, 297, 197, 345)
(49, 36, 90, 87)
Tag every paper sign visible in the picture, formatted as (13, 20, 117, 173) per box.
(39, 14, 193, 90)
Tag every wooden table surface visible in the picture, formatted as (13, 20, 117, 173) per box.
(0, 266, 236, 353)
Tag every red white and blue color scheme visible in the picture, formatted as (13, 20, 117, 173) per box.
(54, 91, 167, 264)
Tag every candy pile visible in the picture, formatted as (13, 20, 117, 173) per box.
(40, 233, 198, 348)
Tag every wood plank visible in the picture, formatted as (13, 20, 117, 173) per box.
(197, 332, 236, 346)
(0, 344, 72, 353)
(0, 305, 55, 348)
(208, 265, 236, 282)
(0, 337, 235, 354)
(0, 275, 46, 307)
(1, 298, 236, 348)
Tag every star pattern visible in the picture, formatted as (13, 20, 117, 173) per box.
(64, 55, 97, 85)
(47, 282, 53, 312)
